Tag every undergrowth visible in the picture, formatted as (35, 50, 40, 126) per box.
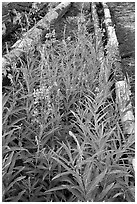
(2, 11, 135, 202)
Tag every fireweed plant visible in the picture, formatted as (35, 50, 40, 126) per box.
(2, 13, 135, 202)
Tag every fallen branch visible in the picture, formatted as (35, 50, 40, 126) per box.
(2, 2, 71, 70)
(102, 2, 135, 134)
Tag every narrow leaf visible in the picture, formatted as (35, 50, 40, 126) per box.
(86, 169, 107, 198)
(6, 176, 26, 192)
(12, 190, 26, 202)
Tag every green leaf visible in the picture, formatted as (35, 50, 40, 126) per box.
(8, 117, 26, 128)
(69, 131, 82, 154)
(52, 172, 72, 181)
(97, 182, 115, 201)
(5, 176, 26, 192)
(52, 155, 85, 192)
(61, 142, 74, 164)
(83, 162, 92, 189)
(12, 190, 26, 202)
(10, 106, 26, 115)
(45, 185, 85, 201)
(2, 93, 10, 109)
(52, 156, 74, 175)
(3, 146, 30, 154)
(3, 151, 14, 171)
(65, 185, 85, 201)
(12, 167, 25, 180)
(2, 127, 20, 138)
(45, 185, 68, 193)
(86, 169, 107, 199)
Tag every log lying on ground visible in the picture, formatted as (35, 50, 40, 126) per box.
(2, 3, 49, 38)
(92, 3, 110, 88)
(102, 2, 135, 134)
(2, 2, 71, 70)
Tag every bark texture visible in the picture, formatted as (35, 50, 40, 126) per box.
(102, 2, 134, 134)
(92, 3, 109, 87)
(2, 2, 71, 70)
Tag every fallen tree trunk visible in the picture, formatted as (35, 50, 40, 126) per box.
(2, 3, 49, 38)
(102, 2, 135, 134)
(2, 2, 71, 70)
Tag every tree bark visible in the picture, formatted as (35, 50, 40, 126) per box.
(102, 2, 135, 134)
(92, 3, 110, 88)
(2, 3, 49, 38)
(2, 2, 71, 70)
